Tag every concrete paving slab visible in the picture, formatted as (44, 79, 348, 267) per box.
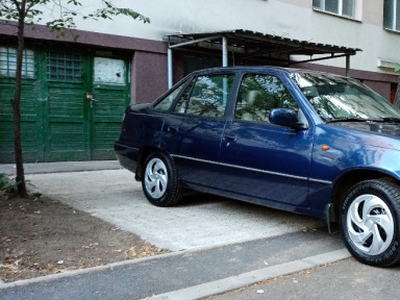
(25, 169, 325, 251)
(0, 160, 121, 175)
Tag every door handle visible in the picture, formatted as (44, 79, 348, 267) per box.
(224, 134, 237, 142)
(86, 93, 98, 108)
(167, 125, 179, 133)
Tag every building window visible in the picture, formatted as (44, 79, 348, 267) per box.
(313, 0, 356, 19)
(384, 0, 400, 31)
(0, 47, 35, 78)
(47, 52, 82, 83)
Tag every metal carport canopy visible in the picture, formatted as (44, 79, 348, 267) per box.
(165, 29, 361, 88)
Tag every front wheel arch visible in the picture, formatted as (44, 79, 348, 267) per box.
(331, 170, 397, 223)
(340, 179, 400, 267)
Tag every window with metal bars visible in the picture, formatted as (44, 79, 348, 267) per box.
(0, 47, 35, 78)
(47, 52, 82, 82)
(313, 0, 356, 19)
(384, 0, 400, 31)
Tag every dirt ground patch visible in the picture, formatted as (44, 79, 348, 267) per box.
(0, 192, 168, 283)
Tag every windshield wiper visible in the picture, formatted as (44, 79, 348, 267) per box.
(327, 118, 370, 123)
(328, 117, 400, 123)
(378, 117, 400, 123)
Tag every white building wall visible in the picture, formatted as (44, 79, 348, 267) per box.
(35, 0, 400, 75)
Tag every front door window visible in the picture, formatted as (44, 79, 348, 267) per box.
(235, 74, 299, 123)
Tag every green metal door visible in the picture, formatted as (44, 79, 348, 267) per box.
(90, 57, 130, 159)
(45, 53, 130, 161)
(45, 51, 90, 161)
(0, 48, 130, 163)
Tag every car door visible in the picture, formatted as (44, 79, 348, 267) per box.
(160, 73, 236, 188)
(219, 72, 313, 209)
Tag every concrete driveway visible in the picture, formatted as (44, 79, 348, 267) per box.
(15, 162, 327, 252)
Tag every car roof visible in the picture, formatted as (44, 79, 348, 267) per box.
(188, 66, 337, 77)
(190, 66, 292, 74)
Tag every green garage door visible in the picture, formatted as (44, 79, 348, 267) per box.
(0, 48, 130, 163)
(0, 48, 40, 163)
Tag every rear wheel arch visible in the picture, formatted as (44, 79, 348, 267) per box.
(135, 146, 161, 181)
(141, 150, 183, 206)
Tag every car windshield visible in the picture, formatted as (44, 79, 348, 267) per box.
(291, 72, 400, 122)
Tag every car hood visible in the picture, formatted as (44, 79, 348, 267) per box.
(330, 122, 400, 138)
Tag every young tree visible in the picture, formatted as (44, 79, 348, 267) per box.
(394, 76, 400, 110)
(0, 0, 149, 197)
(393, 65, 400, 109)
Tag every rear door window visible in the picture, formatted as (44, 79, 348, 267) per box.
(173, 74, 235, 118)
(154, 84, 185, 111)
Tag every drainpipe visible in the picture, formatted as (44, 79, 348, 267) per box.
(222, 36, 229, 105)
(168, 48, 173, 88)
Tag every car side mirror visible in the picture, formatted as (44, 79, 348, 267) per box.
(269, 108, 308, 130)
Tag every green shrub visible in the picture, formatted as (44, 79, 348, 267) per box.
(0, 173, 20, 193)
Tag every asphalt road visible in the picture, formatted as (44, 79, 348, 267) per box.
(0, 229, 347, 300)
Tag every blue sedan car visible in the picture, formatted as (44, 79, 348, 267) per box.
(115, 66, 400, 267)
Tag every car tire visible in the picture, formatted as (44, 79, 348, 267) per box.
(340, 179, 400, 267)
(142, 151, 183, 207)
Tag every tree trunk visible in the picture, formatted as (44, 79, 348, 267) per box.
(13, 2, 28, 197)
(394, 75, 400, 109)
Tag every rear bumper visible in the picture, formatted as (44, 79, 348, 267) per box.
(114, 142, 140, 175)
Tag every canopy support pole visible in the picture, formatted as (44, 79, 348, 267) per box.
(168, 48, 173, 89)
(222, 36, 228, 67)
